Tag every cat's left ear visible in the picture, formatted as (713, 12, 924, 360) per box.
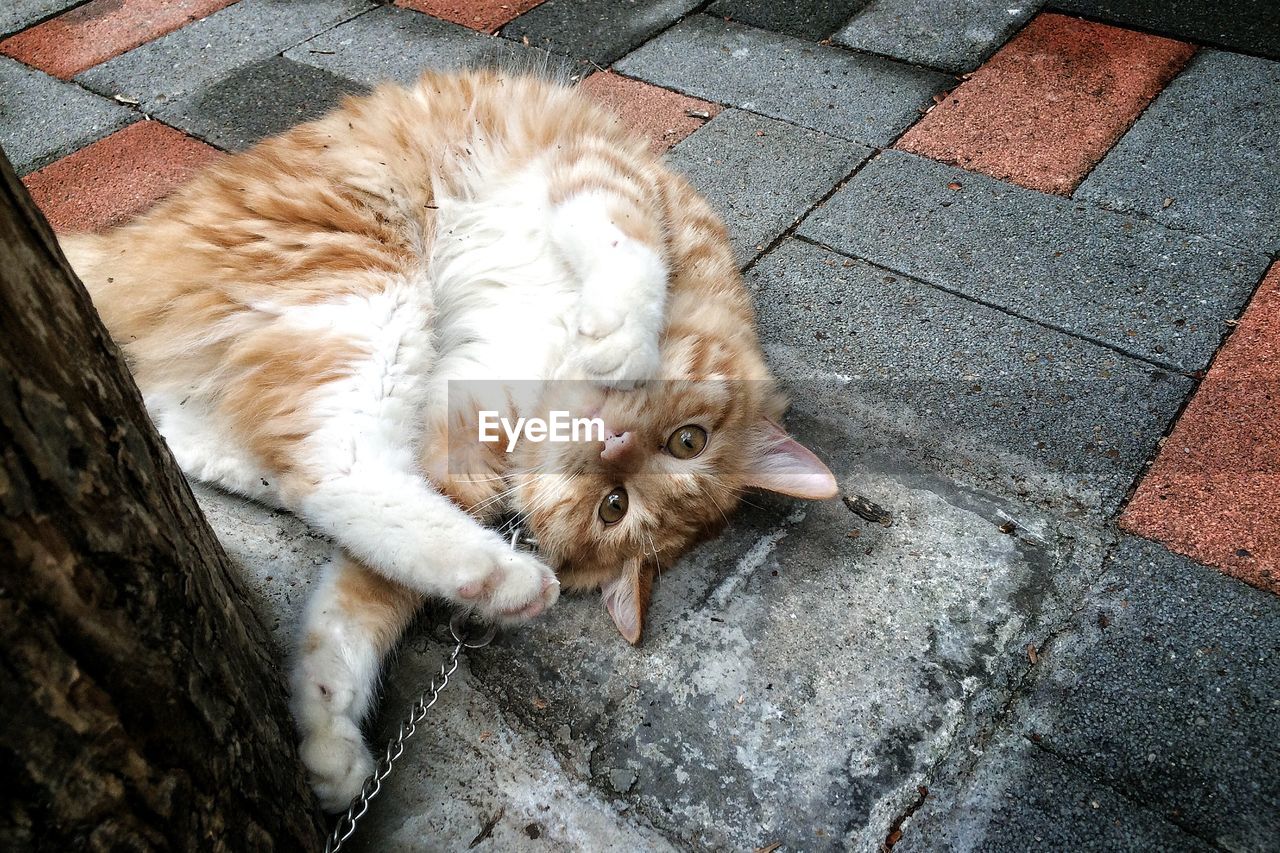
(745, 418, 839, 500)
(602, 557, 654, 645)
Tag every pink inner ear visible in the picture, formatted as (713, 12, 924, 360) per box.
(746, 419, 839, 500)
(602, 571, 642, 645)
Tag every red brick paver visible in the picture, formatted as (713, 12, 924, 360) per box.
(394, 0, 543, 33)
(24, 122, 222, 233)
(579, 72, 721, 154)
(0, 0, 237, 80)
(897, 13, 1195, 196)
(1122, 264, 1280, 596)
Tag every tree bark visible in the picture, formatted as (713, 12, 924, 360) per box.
(0, 149, 323, 850)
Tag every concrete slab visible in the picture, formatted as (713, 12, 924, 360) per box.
(23, 120, 221, 232)
(155, 56, 368, 151)
(192, 484, 331, 647)
(896, 734, 1214, 851)
(0, 0, 81, 38)
(356, 454, 1103, 851)
(189, 407, 1107, 850)
(748, 239, 1190, 518)
(706, 0, 870, 41)
(75, 0, 373, 107)
(501, 0, 699, 66)
(896, 13, 1195, 194)
(798, 150, 1270, 374)
(0, 0, 237, 80)
(1050, 0, 1280, 61)
(0, 55, 135, 175)
(1014, 536, 1280, 850)
(835, 0, 1038, 74)
(614, 15, 951, 147)
(667, 110, 869, 265)
(285, 5, 527, 87)
(1076, 50, 1280, 254)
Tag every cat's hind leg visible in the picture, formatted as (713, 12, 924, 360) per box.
(293, 552, 421, 811)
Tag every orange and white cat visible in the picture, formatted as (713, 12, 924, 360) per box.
(61, 69, 837, 810)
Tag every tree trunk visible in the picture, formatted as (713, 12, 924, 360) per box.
(0, 149, 323, 850)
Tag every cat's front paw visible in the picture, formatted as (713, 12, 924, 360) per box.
(455, 544, 560, 623)
(300, 718, 374, 813)
(571, 307, 661, 390)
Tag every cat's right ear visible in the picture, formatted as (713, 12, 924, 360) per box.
(745, 418, 838, 500)
(602, 557, 653, 645)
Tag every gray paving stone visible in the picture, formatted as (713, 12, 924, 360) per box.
(155, 57, 368, 151)
(501, 0, 699, 66)
(614, 15, 950, 147)
(705, 0, 870, 40)
(1076, 50, 1280, 254)
(286, 5, 533, 87)
(1050, 0, 1280, 61)
(798, 150, 1270, 374)
(75, 0, 372, 108)
(897, 736, 1213, 852)
(0, 0, 80, 37)
(1016, 536, 1280, 850)
(0, 56, 135, 175)
(667, 110, 869, 265)
(748, 239, 1191, 517)
(835, 0, 1038, 73)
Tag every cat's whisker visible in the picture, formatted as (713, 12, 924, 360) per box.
(464, 465, 562, 516)
(704, 488, 733, 528)
(645, 530, 663, 580)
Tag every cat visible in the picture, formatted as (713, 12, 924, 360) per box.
(59, 68, 838, 811)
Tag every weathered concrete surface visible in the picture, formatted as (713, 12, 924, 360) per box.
(748, 239, 1191, 519)
(614, 15, 951, 147)
(285, 5, 516, 87)
(798, 150, 1270, 374)
(708, 0, 870, 40)
(76, 0, 372, 107)
(0, 55, 134, 174)
(894, 735, 1216, 852)
(192, 484, 329, 647)
(897, 536, 1280, 852)
(155, 56, 368, 151)
(668, 111, 869, 265)
(0, 0, 80, 37)
(501, 0, 700, 66)
(1076, 50, 1280, 254)
(835, 0, 1037, 74)
(192, 428, 1108, 850)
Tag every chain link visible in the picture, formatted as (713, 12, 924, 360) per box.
(323, 612, 495, 853)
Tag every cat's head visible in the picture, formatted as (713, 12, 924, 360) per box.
(509, 335, 836, 644)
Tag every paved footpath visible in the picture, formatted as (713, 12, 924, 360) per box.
(3, 1, 1278, 849)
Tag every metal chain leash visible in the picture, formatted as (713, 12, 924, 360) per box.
(323, 610, 497, 853)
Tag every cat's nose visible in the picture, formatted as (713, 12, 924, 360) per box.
(601, 430, 633, 463)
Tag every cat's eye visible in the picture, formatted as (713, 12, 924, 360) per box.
(598, 487, 628, 525)
(665, 425, 708, 460)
